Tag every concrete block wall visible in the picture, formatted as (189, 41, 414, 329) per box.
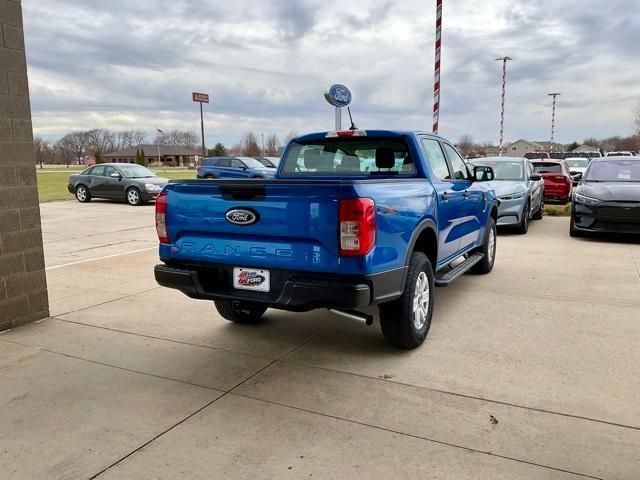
(0, 0, 49, 330)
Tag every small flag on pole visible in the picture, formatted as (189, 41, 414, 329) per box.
(157, 128, 165, 135)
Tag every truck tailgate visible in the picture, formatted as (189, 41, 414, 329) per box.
(161, 180, 344, 273)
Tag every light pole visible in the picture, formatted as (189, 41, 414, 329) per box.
(548, 92, 561, 152)
(432, 0, 442, 134)
(495, 56, 512, 156)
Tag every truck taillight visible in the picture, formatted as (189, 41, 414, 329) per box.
(339, 198, 376, 256)
(155, 193, 169, 243)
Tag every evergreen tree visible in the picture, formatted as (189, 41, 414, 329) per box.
(139, 148, 146, 166)
(94, 151, 103, 164)
(207, 142, 227, 156)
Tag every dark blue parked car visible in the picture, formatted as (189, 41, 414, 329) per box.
(197, 156, 276, 179)
(155, 130, 498, 349)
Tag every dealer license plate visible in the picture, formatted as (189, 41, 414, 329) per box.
(233, 268, 270, 292)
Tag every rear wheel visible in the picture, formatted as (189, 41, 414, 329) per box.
(471, 217, 496, 274)
(215, 300, 267, 324)
(379, 252, 434, 349)
(517, 200, 530, 234)
(204, 174, 216, 180)
(75, 185, 91, 203)
(126, 187, 143, 206)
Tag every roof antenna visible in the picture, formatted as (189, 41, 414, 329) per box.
(347, 107, 358, 130)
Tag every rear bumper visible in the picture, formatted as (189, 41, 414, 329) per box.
(154, 262, 406, 312)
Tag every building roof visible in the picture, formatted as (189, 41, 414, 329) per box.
(507, 139, 544, 149)
(571, 144, 599, 152)
(104, 144, 201, 157)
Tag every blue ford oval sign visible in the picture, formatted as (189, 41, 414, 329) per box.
(324, 84, 352, 107)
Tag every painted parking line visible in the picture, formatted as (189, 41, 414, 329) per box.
(46, 246, 157, 270)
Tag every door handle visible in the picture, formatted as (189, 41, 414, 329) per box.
(463, 191, 470, 199)
(441, 192, 450, 201)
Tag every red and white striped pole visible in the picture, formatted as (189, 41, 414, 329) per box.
(548, 92, 561, 152)
(495, 56, 512, 156)
(432, 0, 442, 134)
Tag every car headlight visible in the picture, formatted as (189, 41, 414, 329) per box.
(573, 192, 600, 205)
(145, 183, 162, 193)
(498, 192, 526, 201)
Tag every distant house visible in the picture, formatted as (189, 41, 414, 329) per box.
(506, 139, 544, 157)
(103, 144, 201, 166)
(534, 141, 566, 153)
(571, 145, 600, 154)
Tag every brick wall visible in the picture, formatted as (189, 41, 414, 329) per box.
(0, 0, 49, 330)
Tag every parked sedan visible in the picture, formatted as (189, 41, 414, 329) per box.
(197, 156, 276, 179)
(570, 157, 640, 236)
(68, 163, 168, 206)
(532, 160, 573, 204)
(468, 157, 544, 234)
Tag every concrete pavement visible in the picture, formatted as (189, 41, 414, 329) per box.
(1, 200, 639, 479)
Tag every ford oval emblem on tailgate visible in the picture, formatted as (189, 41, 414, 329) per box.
(225, 208, 258, 226)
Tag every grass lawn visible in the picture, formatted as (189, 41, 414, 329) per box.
(37, 169, 196, 203)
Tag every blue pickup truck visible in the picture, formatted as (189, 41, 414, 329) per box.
(154, 130, 498, 348)
(197, 156, 276, 179)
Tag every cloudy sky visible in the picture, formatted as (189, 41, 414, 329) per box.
(23, 0, 640, 147)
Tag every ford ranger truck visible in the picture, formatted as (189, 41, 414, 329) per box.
(154, 130, 498, 349)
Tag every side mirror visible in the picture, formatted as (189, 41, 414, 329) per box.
(473, 166, 495, 182)
(110, 172, 122, 179)
(529, 173, 542, 181)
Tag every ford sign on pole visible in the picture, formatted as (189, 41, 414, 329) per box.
(324, 84, 352, 130)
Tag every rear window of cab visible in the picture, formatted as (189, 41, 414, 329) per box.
(281, 138, 416, 176)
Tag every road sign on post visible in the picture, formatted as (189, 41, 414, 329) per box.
(192, 92, 209, 103)
(192, 92, 210, 156)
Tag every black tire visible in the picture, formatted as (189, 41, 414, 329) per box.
(517, 200, 530, 234)
(75, 184, 91, 203)
(250, 175, 264, 179)
(471, 216, 497, 274)
(560, 197, 570, 205)
(214, 300, 267, 324)
(126, 187, 143, 206)
(379, 252, 434, 349)
(204, 174, 216, 180)
(532, 195, 544, 220)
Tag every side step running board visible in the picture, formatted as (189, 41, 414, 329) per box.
(435, 253, 484, 287)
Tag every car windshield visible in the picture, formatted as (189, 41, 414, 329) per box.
(241, 158, 268, 169)
(281, 137, 414, 176)
(585, 160, 640, 182)
(255, 158, 275, 168)
(565, 159, 589, 168)
(116, 164, 156, 178)
(533, 162, 562, 173)
(473, 161, 524, 181)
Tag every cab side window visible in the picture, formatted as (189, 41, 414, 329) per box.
(217, 158, 231, 167)
(421, 139, 451, 180)
(104, 166, 117, 177)
(231, 159, 245, 169)
(442, 143, 469, 180)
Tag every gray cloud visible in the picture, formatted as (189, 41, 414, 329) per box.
(23, 0, 640, 146)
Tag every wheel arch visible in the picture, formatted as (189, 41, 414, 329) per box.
(406, 219, 438, 272)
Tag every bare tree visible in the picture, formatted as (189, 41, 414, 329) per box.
(33, 137, 50, 169)
(457, 134, 475, 157)
(54, 137, 76, 167)
(634, 100, 640, 136)
(582, 137, 600, 148)
(155, 129, 197, 149)
(116, 130, 147, 149)
(264, 133, 279, 156)
(240, 131, 261, 156)
(227, 143, 243, 156)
